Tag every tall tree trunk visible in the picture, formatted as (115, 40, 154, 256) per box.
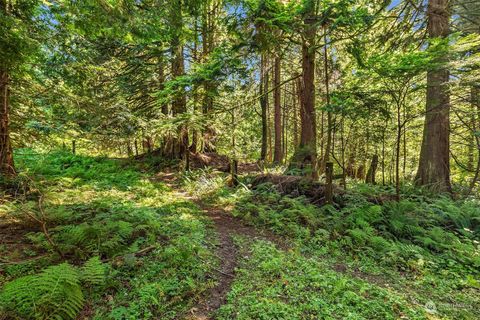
(273, 56, 283, 163)
(340, 115, 347, 189)
(292, 2, 318, 179)
(0, 71, 15, 177)
(190, 21, 200, 153)
(229, 110, 238, 186)
(158, 53, 172, 157)
(202, 0, 216, 153)
(396, 103, 401, 201)
(267, 92, 272, 162)
(416, 0, 451, 192)
(468, 85, 480, 194)
(127, 141, 133, 158)
(260, 54, 269, 162)
(403, 104, 407, 178)
(282, 83, 288, 162)
(382, 124, 386, 185)
(366, 154, 379, 185)
(293, 77, 300, 151)
(323, 30, 332, 174)
(170, 0, 188, 160)
(0, 0, 15, 178)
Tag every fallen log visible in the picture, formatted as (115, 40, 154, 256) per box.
(251, 174, 345, 206)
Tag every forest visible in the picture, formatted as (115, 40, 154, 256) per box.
(0, 0, 479, 319)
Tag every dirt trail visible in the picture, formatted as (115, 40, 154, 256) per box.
(156, 172, 286, 320)
(187, 206, 278, 320)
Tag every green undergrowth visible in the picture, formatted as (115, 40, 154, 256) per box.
(0, 150, 215, 320)
(218, 239, 427, 320)
(183, 169, 480, 319)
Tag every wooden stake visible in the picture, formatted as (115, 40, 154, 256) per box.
(325, 162, 333, 205)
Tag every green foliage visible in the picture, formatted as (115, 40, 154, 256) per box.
(194, 170, 479, 318)
(217, 240, 426, 320)
(16, 151, 140, 190)
(226, 180, 480, 276)
(80, 257, 107, 287)
(3, 0, 480, 317)
(1, 152, 215, 320)
(0, 0, 41, 71)
(0, 257, 107, 319)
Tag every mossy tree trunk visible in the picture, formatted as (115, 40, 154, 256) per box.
(260, 54, 269, 162)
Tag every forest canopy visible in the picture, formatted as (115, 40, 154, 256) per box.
(0, 0, 479, 195)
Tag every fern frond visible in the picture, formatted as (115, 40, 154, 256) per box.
(80, 256, 107, 286)
(0, 263, 84, 320)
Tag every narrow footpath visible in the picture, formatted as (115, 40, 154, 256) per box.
(157, 172, 286, 320)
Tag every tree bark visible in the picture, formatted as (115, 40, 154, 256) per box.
(170, 0, 188, 160)
(291, 2, 318, 179)
(415, 0, 451, 192)
(260, 54, 269, 162)
(282, 83, 288, 162)
(381, 124, 387, 185)
(202, 0, 217, 153)
(293, 78, 300, 151)
(127, 142, 133, 158)
(323, 30, 332, 174)
(230, 110, 238, 187)
(273, 56, 283, 163)
(340, 116, 347, 189)
(190, 22, 200, 153)
(396, 103, 401, 200)
(158, 53, 173, 157)
(366, 154, 379, 184)
(0, 0, 15, 178)
(0, 71, 15, 177)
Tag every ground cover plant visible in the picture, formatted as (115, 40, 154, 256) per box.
(1, 151, 216, 319)
(181, 170, 480, 319)
(217, 239, 428, 320)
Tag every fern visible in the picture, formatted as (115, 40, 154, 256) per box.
(80, 256, 107, 287)
(348, 228, 369, 246)
(0, 258, 107, 320)
(369, 236, 391, 252)
(0, 263, 84, 320)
